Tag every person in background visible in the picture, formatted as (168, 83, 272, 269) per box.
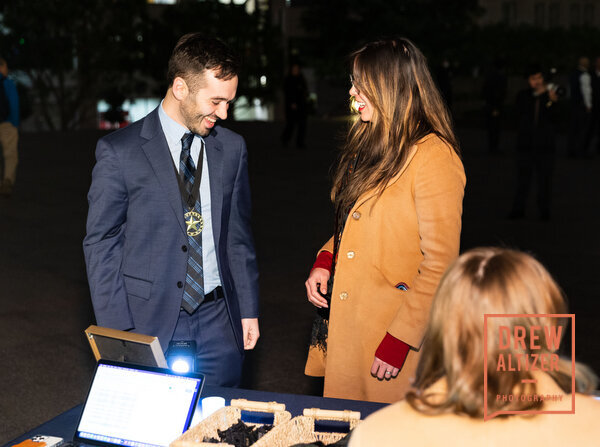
(281, 62, 308, 149)
(304, 38, 466, 403)
(0, 57, 20, 197)
(349, 247, 600, 446)
(568, 56, 592, 158)
(585, 56, 600, 155)
(508, 65, 558, 221)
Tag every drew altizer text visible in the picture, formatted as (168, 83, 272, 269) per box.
(496, 393, 564, 402)
(496, 352, 559, 372)
(496, 325, 562, 373)
(483, 314, 576, 421)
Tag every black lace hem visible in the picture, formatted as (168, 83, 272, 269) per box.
(309, 313, 329, 353)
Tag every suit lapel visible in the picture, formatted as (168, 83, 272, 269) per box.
(204, 131, 224, 249)
(140, 109, 187, 234)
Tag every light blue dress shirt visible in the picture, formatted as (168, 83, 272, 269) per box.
(158, 102, 221, 294)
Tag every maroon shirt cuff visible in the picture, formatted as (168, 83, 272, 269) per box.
(311, 250, 333, 273)
(375, 333, 411, 370)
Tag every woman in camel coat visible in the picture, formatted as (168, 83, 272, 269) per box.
(349, 248, 600, 445)
(305, 38, 466, 403)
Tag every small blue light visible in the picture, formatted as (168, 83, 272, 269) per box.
(166, 340, 197, 374)
(171, 358, 191, 373)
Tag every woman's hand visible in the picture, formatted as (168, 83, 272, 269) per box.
(371, 356, 400, 380)
(305, 267, 330, 308)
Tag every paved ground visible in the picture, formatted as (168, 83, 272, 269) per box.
(1, 120, 599, 444)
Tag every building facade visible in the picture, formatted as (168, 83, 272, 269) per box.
(478, 0, 600, 28)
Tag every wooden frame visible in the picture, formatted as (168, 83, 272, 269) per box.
(84, 325, 168, 368)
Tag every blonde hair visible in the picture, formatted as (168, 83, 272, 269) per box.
(406, 247, 597, 418)
(331, 38, 458, 212)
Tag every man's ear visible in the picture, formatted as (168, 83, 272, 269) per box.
(171, 76, 189, 101)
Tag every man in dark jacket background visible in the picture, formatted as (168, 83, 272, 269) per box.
(586, 56, 600, 155)
(281, 62, 308, 149)
(509, 66, 558, 221)
(568, 56, 592, 158)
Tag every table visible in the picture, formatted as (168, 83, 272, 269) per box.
(5, 385, 387, 446)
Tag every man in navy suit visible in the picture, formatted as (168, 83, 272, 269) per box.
(83, 34, 259, 386)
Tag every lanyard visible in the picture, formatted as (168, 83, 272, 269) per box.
(174, 141, 205, 212)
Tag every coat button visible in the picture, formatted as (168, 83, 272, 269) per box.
(181, 245, 188, 252)
(340, 292, 348, 300)
(177, 281, 183, 288)
(347, 251, 355, 259)
(352, 211, 361, 220)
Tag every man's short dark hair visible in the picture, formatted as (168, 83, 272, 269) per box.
(524, 63, 543, 78)
(167, 33, 240, 88)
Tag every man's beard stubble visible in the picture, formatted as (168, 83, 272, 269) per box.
(181, 98, 212, 137)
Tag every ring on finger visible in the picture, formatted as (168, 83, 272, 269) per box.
(385, 370, 392, 375)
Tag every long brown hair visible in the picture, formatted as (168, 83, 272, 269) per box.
(405, 247, 597, 418)
(331, 38, 459, 211)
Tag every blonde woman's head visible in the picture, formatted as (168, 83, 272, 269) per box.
(407, 247, 596, 418)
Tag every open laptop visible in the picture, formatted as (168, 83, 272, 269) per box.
(69, 359, 204, 447)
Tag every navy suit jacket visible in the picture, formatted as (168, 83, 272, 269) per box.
(83, 108, 259, 352)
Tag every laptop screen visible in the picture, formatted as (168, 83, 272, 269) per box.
(74, 360, 204, 447)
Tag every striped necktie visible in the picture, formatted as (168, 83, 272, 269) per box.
(180, 132, 204, 314)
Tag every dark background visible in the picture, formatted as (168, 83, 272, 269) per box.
(1, 0, 600, 444)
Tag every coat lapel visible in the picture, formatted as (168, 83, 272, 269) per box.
(140, 109, 187, 234)
(204, 130, 224, 249)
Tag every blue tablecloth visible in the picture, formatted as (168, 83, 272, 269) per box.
(5, 385, 387, 446)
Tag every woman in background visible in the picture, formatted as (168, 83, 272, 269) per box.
(304, 38, 465, 403)
(350, 247, 600, 445)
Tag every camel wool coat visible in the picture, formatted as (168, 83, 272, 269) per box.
(305, 134, 466, 403)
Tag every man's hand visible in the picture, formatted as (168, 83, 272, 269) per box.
(305, 267, 330, 308)
(241, 318, 260, 350)
(371, 356, 400, 381)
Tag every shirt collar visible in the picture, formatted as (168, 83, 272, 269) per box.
(158, 100, 192, 147)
